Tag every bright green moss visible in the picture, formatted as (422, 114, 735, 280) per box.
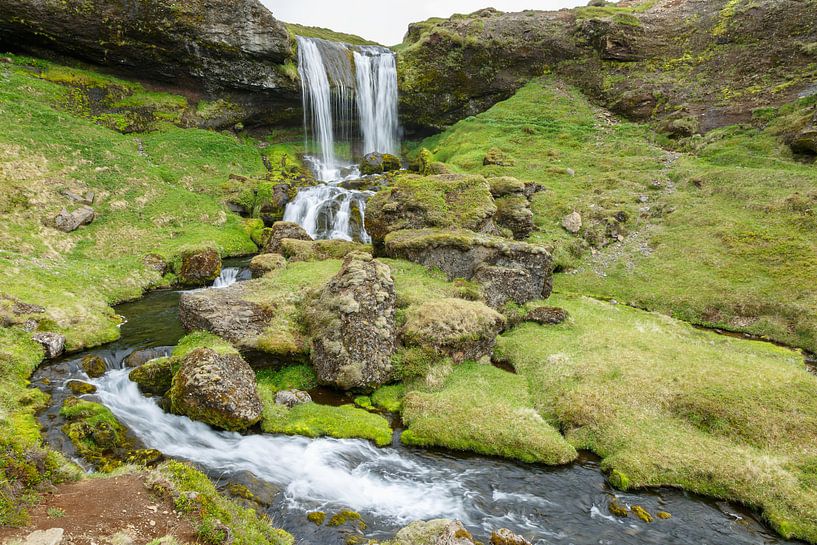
(255, 365, 318, 393)
(371, 385, 405, 413)
(172, 332, 238, 359)
(60, 398, 131, 472)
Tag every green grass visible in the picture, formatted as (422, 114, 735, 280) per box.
(172, 332, 239, 359)
(413, 77, 817, 351)
(286, 23, 381, 46)
(496, 294, 817, 542)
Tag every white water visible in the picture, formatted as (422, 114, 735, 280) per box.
(287, 36, 400, 242)
(212, 267, 240, 289)
(92, 369, 467, 524)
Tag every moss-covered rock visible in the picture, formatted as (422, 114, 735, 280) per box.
(129, 357, 174, 396)
(81, 354, 107, 378)
(60, 397, 132, 471)
(402, 298, 506, 362)
(66, 380, 97, 395)
(366, 174, 497, 246)
(360, 152, 402, 175)
(262, 221, 312, 254)
(177, 246, 222, 287)
(169, 347, 262, 431)
(388, 519, 475, 545)
(494, 194, 534, 240)
(249, 253, 287, 278)
(278, 239, 371, 262)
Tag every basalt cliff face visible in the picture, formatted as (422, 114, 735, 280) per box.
(0, 0, 302, 126)
(397, 0, 817, 135)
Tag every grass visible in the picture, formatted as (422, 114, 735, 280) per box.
(412, 76, 817, 352)
(401, 361, 577, 464)
(496, 294, 817, 541)
(286, 23, 381, 46)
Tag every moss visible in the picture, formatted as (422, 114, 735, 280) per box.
(60, 398, 132, 471)
(67, 380, 97, 395)
(81, 354, 107, 378)
(279, 239, 371, 262)
(307, 511, 326, 525)
(328, 509, 366, 530)
(129, 357, 173, 396)
(631, 505, 654, 523)
(256, 365, 318, 393)
(172, 331, 238, 360)
(657, 511, 672, 520)
(608, 499, 629, 517)
(354, 396, 374, 410)
(371, 384, 405, 412)
(287, 23, 380, 46)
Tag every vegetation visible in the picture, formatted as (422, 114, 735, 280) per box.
(60, 398, 132, 472)
(256, 365, 318, 392)
(286, 23, 380, 46)
(496, 294, 817, 541)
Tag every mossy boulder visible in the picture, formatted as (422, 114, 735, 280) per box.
(262, 221, 312, 254)
(490, 528, 532, 545)
(178, 246, 222, 287)
(494, 195, 534, 240)
(169, 347, 262, 431)
(488, 176, 526, 197)
(389, 519, 475, 545)
(67, 380, 97, 395)
(483, 147, 514, 167)
(360, 152, 402, 175)
(81, 354, 107, 378)
(366, 174, 497, 246)
(60, 397, 132, 471)
(525, 306, 569, 325)
(129, 357, 174, 396)
(791, 127, 817, 155)
(402, 298, 506, 362)
(304, 253, 396, 390)
(249, 253, 287, 278)
(278, 239, 370, 262)
(385, 228, 553, 308)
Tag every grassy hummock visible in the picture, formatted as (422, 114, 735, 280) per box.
(496, 294, 817, 541)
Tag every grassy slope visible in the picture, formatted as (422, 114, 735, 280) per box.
(496, 295, 817, 541)
(412, 77, 817, 352)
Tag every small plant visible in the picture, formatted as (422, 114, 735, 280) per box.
(47, 507, 65, 518)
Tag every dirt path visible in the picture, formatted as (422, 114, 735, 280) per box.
(0, 474, 198, 545)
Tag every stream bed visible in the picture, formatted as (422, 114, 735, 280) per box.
(32, 286, 802, 545)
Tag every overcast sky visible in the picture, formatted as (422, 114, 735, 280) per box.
(262, 1, 586, 46)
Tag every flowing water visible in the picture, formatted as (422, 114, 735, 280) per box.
(285, 36, 399, 242)
(32, 287, 802, 545)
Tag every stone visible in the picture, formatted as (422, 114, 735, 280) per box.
(791, 128, 817, 155)
(360, 152, 401, 175)
(488, 176, 526, 197)
(123, 347, 170, 368)
(402, 298, 506, 363)
(129, 357, 173, 396)
(249, 253, 286, 278)
(392, 519, 476, 545)
(178, 247, 222, 287)
(490, 528, 532, 545)
(385, 229, 553, 308)
(562, 211, 582, 234)
(169, 347, 262, 431)
(304, 253, 396, 390)
(278, 239, 369, 262)
(495, 195, 535, 240)
(525, 306, 569, 325)
(67, 380, 97, 395)
(32, 332, 65, 359)
(483, 147, 514, 167)
(262, 221, 312, 254)
(578, 18, 644, 62)
(81, 354, 107, 378)
(53, 206, 94, 232)
(14, 528, 64, 545)
(275, 389, 312, 408)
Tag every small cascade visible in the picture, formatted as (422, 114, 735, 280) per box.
(213, 267, 240, 289)
(286, 36, 400, 242)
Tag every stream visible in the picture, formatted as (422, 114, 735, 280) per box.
(31, 271, 801, 545)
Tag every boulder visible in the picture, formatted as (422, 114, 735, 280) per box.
(278, 239, 370, 262)
(129, 357, 173, 396)
(791, 128, 817, 155)
(304, 253, 396, 390)
(490, 528, 532, 545)
(53, 206, 94, 232)
(483, 147, 514, 167)
(366, 174, 497, 246)
(67, 380, 96, 395)
(32, 332, 65, 359)
(495, 195, 535, 239)
(561, 211, 582, 234)
(123, 347, 170, 368)
(169, 347, 262, 431)
(525, 306, 569, 325)
(385, 229, 553, 307)
(402, 299, 506, 362)
(360, 152, 401, 175)
(178, 247, 222, 287)
(262, 221, 312, 254)
(275, 389, 312, 408)
(249, 253, 286, 278)
(81, 354, 107, 378)
(488, 177, 526, 198)
(391, 519, 476, 545)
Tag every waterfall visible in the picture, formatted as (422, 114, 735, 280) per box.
(287, 36, 400, 242)
(213, 267, 239, 289)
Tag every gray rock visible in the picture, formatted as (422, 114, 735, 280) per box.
(791, 128, 817, 155)
(32, 332, 65, 359)
(392, 519, 476, 545)
(61, 189, 94, 205)
(360, 152, 401, 175)
(561, 211, 582, 234)
(304, 253, 396, 391)
(123, 347, 170, 368)
(53, 206, 94, 232)
(12, 528, 64, 545)
(262, 221, 312, 254)
(249, 253, 286, 278)
(490, 528, 532, 545)
(275, 389, 312, 408)
(169, 348, 262, 431)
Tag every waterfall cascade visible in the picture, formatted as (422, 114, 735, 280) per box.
(284, 36, 399, 242)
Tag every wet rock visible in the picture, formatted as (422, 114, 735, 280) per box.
(402, 298, 506, 363)
(262, 221, 312, 254)
(32, 332, 65, 359)
(178, 282, 274, 350)
(249, 253, 286, 278)
(360, 152, 401, 175)
(304, 253, 396, 390)
(142, 254, 169, 275)
(169, 347, 262, 431)
(67, 380, 97, 395)
(178, 247, 222, 287)
(123, 347, 170, 368)
(53, 206, 94, 232)
(274, 389, 312, 408)
(610, 90, 657, 121)
(129, 357, 173, 396)
(525, 306, 569, 325)
(385, 229, 553, 308)
(483, 147, 514, 167)
(490, 528, 532, 545)
(81, 354, 107, 378)
(391, 519, 476, 545)
(561, 211, 582, 234)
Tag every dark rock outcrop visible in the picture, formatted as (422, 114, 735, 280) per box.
(385, 229, 553, 308)
(360, 152, 401, 175)
(304, 253, 396, 390)
(0, 0, 301, 127)
(168, 347, 262, 431)
(178, 247, 222, 287)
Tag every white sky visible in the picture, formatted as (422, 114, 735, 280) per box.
(262, 1, 586, 46)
